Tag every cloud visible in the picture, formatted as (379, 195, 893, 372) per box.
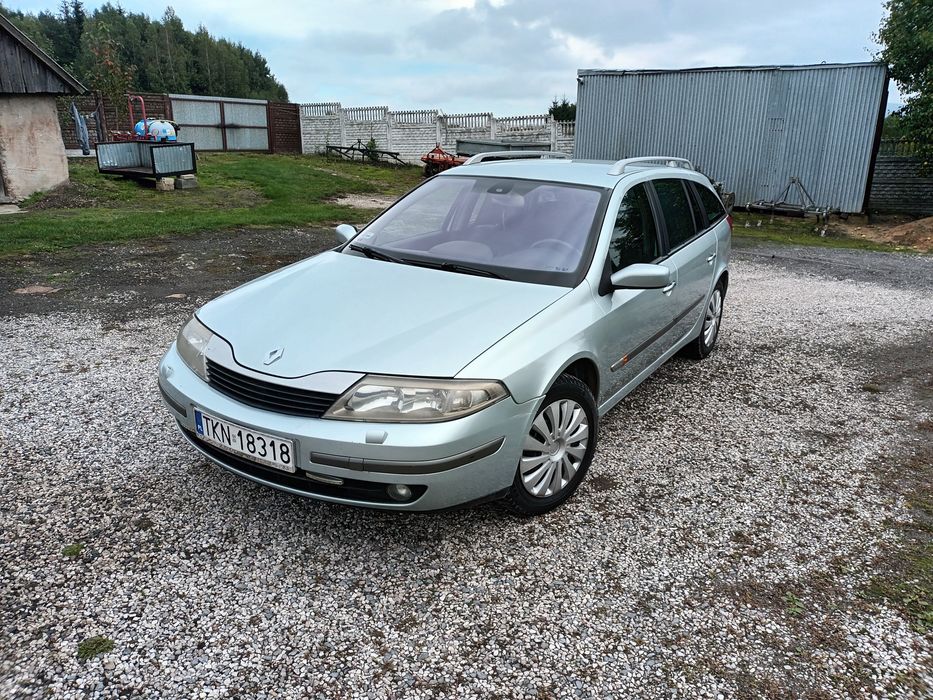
(308, 31, 398, 56)
(5, 0, 894, 111)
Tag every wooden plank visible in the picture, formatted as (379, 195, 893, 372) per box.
(0, 33, 27, 92)
(0, 24, 79, 94)
(0, 15, 84, 93)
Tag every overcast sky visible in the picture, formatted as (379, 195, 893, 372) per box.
(8, 0, 899, 113)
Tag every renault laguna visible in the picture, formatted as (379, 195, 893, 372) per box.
(158, 153, 731, 514)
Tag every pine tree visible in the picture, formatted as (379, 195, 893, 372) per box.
(0, 2, 288, 101)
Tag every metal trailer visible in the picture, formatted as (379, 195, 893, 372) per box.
(455, 139, 551, 156)
(96, 141, 197, 179)
(574, 63, 889, 214)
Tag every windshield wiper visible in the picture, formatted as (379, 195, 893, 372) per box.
(348, 243, 405, 265)
(437, 262, 505, 279)
(350, 244, 504, 279)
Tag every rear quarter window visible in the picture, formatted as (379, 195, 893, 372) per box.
(694, 183, 727, 227)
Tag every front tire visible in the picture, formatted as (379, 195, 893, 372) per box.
(684, 278, 725, 359)
(506, 374, 597, 516)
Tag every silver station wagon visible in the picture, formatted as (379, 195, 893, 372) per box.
(158, 153, 731, 515)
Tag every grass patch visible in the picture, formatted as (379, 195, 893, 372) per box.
(0, 154, 422, 257)
(867, 538, 933, 634)
(783, 591, 805, 616)
(77, 635, 114, 661)
(61, 542, 84, 557)
(865, 447, 933, 635)
(731, 211, 905, 252)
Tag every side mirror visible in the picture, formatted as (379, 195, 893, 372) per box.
(609, 263, 673, 290)
(334, 223, 357, 244)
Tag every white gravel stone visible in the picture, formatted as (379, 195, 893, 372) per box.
(0, 255, 931, 699)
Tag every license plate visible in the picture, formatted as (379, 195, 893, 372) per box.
(194, 409, 296, 473)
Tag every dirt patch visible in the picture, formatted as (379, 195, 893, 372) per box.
(0, 227, 339, 319)
(860, 336, 933, 636)
(331, 194, 397, 210)
(880, 217, 933, 252)
(832, 215, 933, 252)
(24, 180, 103, 211)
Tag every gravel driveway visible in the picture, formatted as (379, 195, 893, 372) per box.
(1, 233, 931, 698)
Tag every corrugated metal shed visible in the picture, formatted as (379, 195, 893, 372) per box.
(575, 63, 888, 213)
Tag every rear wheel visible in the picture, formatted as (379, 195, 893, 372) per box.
(506, 374, 597, 516)
(684, 278, 725, 359)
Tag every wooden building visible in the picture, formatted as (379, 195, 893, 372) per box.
(0, 12, 85, 202)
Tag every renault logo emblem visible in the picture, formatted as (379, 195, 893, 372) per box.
(263, 347, 285, 365)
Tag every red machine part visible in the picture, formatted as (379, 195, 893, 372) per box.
(110, 95, 154, 142)
(421, 144, 467, 177)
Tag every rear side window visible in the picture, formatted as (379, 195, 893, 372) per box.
(694, 183, 727, 226)
(686, 185, 705, 232)
(653, 179, 696, 249)
(608, 183, 659, 272)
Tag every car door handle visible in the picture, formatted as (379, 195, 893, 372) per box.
(706, 253, 717, 264)
(661, 281, 676, 294)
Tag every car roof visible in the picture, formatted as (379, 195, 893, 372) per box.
(441, 158, 704, 189)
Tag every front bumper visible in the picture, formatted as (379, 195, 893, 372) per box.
(158, 345, 540, 511)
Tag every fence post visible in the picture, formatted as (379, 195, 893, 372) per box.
(490, 114, 497, 140)
(339, 108, 347, 147)
(549, 116, 557, 151)
(386, 111, 394, 152)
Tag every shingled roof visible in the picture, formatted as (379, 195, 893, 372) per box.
(0, 12, 85, 95)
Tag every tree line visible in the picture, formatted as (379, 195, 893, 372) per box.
(1, 2, 288, 102)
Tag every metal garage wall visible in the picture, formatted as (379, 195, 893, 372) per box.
(169, 94, 269, 151)
(574, 63, 889, 213)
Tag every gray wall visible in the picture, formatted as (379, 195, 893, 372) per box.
(869, 157, 933, 216)
(575, 63, 888, 214)
(0, 94, 69, 201)
(170, 94, 269, 151)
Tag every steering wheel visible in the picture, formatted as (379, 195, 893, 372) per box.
(531, 238, 576, 253)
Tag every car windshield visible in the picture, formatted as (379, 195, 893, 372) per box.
(348, 175, 606, 285)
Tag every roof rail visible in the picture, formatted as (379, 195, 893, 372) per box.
(463, 151, 572, 165)
(607, 156, 695, 176)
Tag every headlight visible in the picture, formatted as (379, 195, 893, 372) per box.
(176, 315, 214, 380)
(324, 376, 508, 423)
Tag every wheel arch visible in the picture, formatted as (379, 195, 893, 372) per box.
(550, 354, 600, 401)
(717, 269, 729, 297)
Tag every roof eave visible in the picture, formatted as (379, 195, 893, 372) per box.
(0, 12, 87, 94)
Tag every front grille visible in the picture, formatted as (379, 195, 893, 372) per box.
(206, 359, 338, 418)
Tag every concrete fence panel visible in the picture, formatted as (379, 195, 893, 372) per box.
(391, 110, 440, 161)
(298, 104, 571, 163)
(344, 106, 390, 149)
(439, 113, 494, 153)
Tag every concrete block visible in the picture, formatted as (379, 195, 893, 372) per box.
(156, 177, 175, 192)
(174, 176, 199, 190)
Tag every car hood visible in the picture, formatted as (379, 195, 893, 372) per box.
(197, 251, 569, 378)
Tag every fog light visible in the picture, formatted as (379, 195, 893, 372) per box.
(386, 484, 413, 502)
